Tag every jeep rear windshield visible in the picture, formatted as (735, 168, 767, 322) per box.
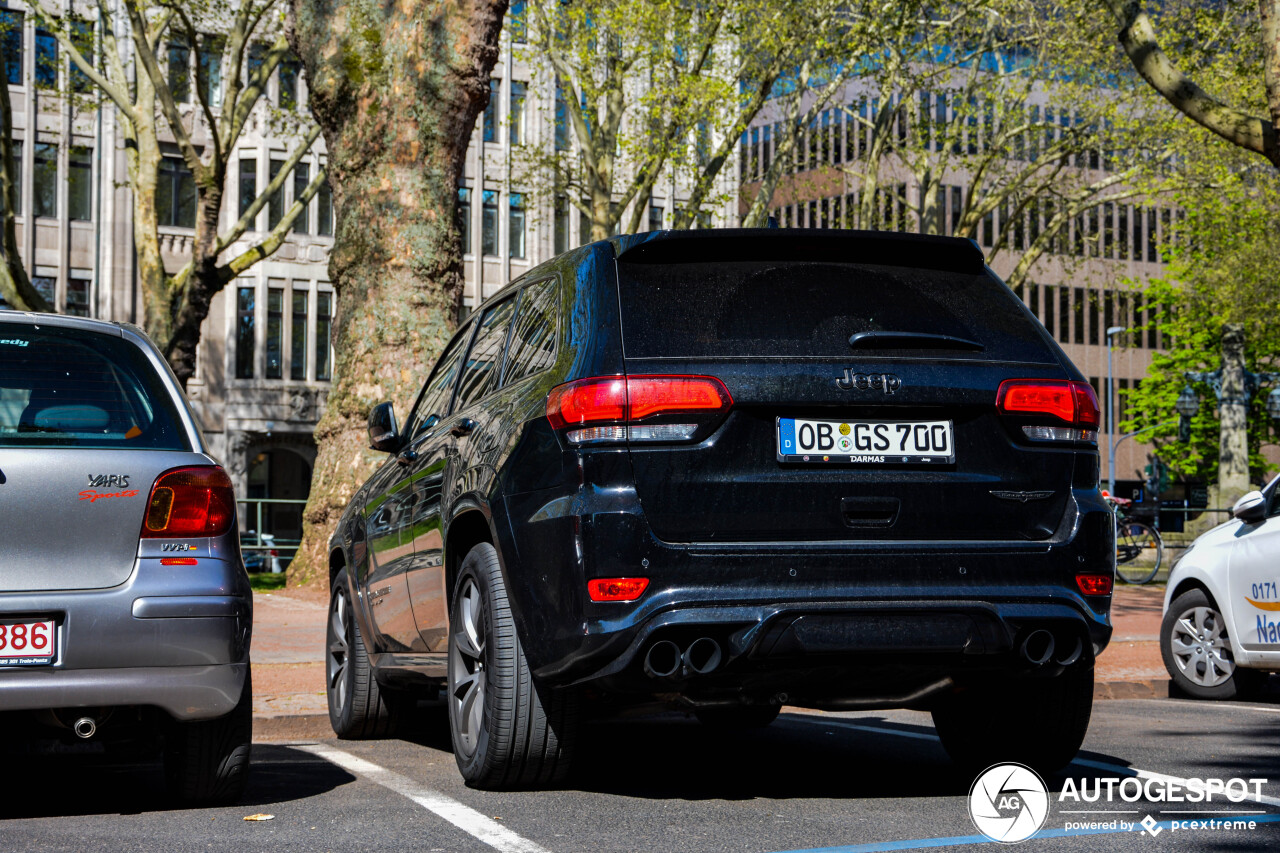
(0, 324, 190, 450)
(617, 261, 1055, 363)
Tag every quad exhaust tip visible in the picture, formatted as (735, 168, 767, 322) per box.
(683, 637, 722, 676)
(643, 640, 683, 679)
(73, 717, 97, 739)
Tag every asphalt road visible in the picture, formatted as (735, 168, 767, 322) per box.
(3, 698, 1279, 853)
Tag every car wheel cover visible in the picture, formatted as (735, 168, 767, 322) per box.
(450, 577, 487, 757)
(327, 588, 351, 713)
(1169, 605, 1235, 687)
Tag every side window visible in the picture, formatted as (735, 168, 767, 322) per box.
(502, 278, 559, 387)
(454, 297, 517, 410)
(404, 322, 473, 439)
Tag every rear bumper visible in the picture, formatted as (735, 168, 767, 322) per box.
(500, 480, 1114, 697)
(0, 557, 252, 720)
(0, 662, 247, 721)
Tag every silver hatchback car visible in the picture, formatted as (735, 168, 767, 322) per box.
(0, 312, 251, 803)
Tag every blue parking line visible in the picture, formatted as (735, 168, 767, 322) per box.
(769, 813, 1280, 853)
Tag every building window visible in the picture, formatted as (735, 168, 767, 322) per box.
(168, 40, 191, 103)
(1089, 290, 1100, 345)
(649, 204, 663, 232)
(316, 292, 333, 381)
(293, 163, 309, 234)
(483, 79, 499, 143)
(554, 196, 569, 254)
(554, 82, 569, 152)
(481, 190, 498, 256)
(2, 11, 22, 86)
(279, 55, 300, 109)
(291, 289, 308, 380)
(238, 156, 257, 220)
(33, 277, 55, 304)
(509, 81, 526, 145)
(1073, 287, 1085, 345)
(268, 158, 285, 230)
(318, 177, 332, 236)
(157, 155, 196, 227)
(34, 29, 57, 88)
(458, 187, 472, 253)
(66, 278, 90, 317)
(68, 147, 92, 222)
(1058, 285, 1070, 343)
(199, 35, 225, 106)
(508, 0, 527, 43)
(70, 20, 93, 93)
(10, 140, 21, 211)
(1043, 285, 1055, 333)
(266, 287, 284, 379)
(235, 286, 255, 379)
(508, 193, 526, 259)
(33, 143, 57, 218)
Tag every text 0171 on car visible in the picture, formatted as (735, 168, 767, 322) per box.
(324, 228, 1115, 789)
(0, 312, 251, 804)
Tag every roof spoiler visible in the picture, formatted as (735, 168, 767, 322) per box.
(613, 228, 986, 275)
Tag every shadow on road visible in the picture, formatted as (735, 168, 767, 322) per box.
(0, 744, 353, 818)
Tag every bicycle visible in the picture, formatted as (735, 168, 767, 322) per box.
(1105, 494, 1164, 584)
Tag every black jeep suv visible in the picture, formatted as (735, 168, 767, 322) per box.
(325, 230, 1114, 788)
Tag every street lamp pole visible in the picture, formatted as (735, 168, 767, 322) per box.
(1106, 325, 1126, 496)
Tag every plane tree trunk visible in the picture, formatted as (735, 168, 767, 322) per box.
(285, 0, 508, 585)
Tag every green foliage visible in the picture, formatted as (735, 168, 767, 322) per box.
(1120, 173, 1280, 484)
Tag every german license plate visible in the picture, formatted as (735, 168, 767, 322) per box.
(777, 417, 955, 463)
(0, 618, 57, 665)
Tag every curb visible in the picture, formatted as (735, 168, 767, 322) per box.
(253, 714, 332, 742)
(1094, 679, 1167, 700)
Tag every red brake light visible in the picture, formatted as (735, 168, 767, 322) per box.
(546, 375, 732, 441)
(141, 466, 236, 538)
(997, 379, 1098, 427)
(1076, 574, 1113, 596)
(587, 577, 650, 602)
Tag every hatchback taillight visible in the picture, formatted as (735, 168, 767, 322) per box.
(141, 466, 236, 538)
(546, 375, 733, 444)
(996, 379, 1099, 443)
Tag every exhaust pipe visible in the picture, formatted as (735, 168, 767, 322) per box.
(643, 640, 682, 678)
(1020, 630, 1055, 666)
(1053, 635, 1083, 666)
(683, 637, 722, 676)
(73, 717, 97, 739)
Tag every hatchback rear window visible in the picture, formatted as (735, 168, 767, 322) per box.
(617, 261, 1055, 363)
(0, 324, 189, 450)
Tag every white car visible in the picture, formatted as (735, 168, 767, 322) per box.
(1162, 474, 1280, 699)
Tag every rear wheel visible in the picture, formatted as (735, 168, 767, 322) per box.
(164, 671, 252, 804)
(932, 666, 1094, 776)
(1162, 588, 1264, 700)
(449, 542, 579, 789)
(1115, 521, 1162, 584)
(695, 705, 781, 729)
(327, 569, 400, 738)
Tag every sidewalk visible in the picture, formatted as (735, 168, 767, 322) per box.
(248, 584, 1172, 740)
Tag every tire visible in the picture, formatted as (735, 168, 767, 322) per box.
(1116, 521, 1162, 584)
(327, 569, 400, 738)
(164, 670, 252, 805)
(932, 666, 1094, 776)
(695, 705, 781, 730)
(448, 542, 579, 789)
(1161, 588, 1263, 700)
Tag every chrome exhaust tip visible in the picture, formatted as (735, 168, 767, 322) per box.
(1053, 635, 1084, 667)
(73, 717, 97, 739)
(643, 640, 683, 678)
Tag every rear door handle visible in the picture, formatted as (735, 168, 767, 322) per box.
(451, 418, 478, 438)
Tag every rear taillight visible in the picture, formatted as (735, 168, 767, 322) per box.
(996, 379, 1099, 444)
(587, 577, 650, 602)
(546, 375, 732, 444)
(141, 466, 236, 538)
(1076, 574, 1113, 596)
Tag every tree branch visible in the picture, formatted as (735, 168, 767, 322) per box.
(215, 123, 322, 255)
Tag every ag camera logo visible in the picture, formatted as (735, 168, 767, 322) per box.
(969, 763, 1050, 843)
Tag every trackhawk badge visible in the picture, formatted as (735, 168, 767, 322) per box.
(990, 490, 1055, 503)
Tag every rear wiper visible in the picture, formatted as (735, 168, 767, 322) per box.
(848, 331, 984, 351)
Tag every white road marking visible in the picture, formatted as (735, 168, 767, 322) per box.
(787, 715, 1280, 810)
(300, 743, 553, 853)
